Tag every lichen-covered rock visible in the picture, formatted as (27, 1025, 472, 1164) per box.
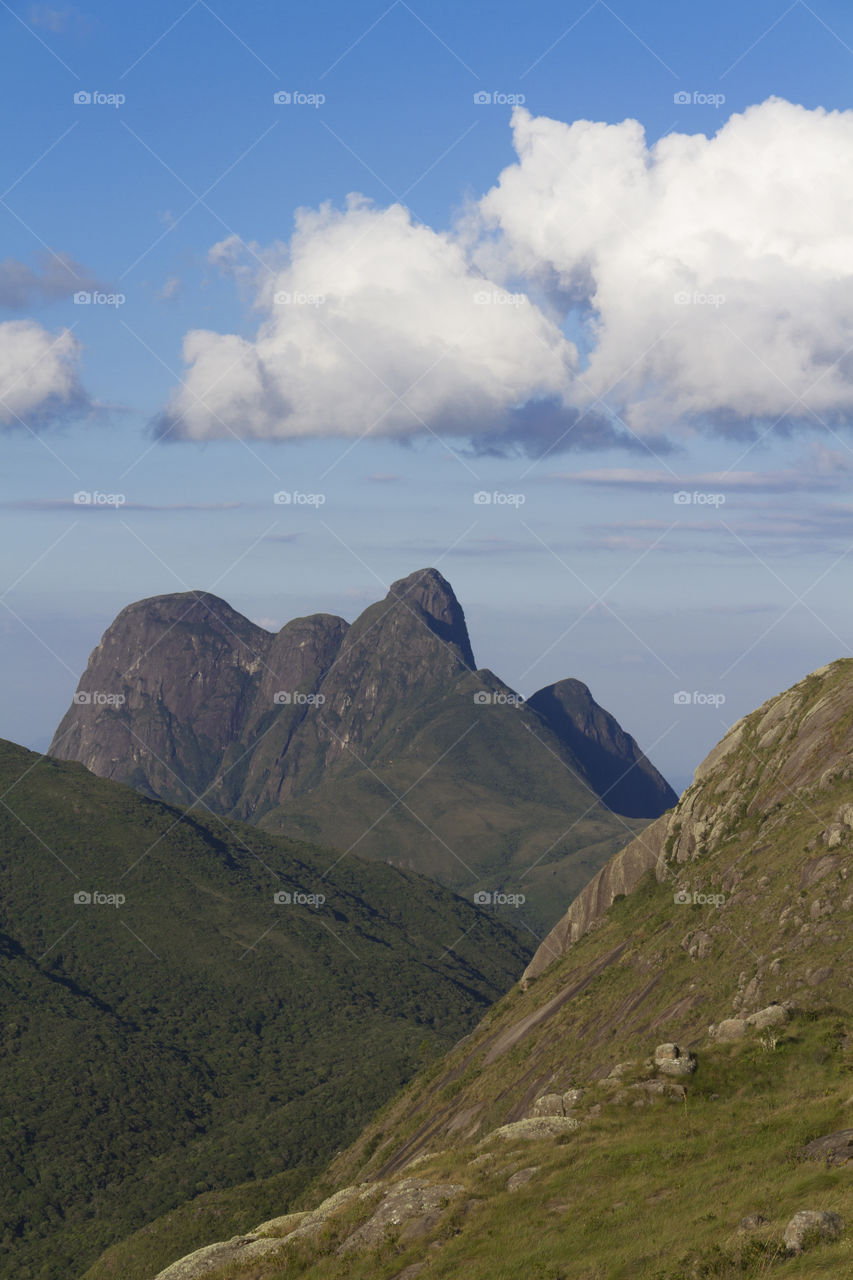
(506, 1166, 539, 1190)
(532, 1093, 566, 1117)
(709, 1018, 747, 1042)
(482, 1116, 581, 1143)
(654, 1044, 697, 1076)
(153, 1188, 371, 1279)
(783, 1209, 844, 1253)
(338, 1178, 464, 1253)
(531, 1088, 584, 1117)
(152, 1234, 286, 1280)
(745, 1004, 789, 1031)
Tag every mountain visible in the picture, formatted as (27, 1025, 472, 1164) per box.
(526, 676, 676, 818)
(49, 568, 676, 934)
(123, 658, 853, 1280)
(0, 738, 530, 1280)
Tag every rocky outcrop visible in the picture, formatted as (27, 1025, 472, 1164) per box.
(481, 1116, 581, 1142)
(653, 1044, 697, 1077)
(709, 1004, 790, 1042)
(151, 1179, 465, 1279)
(338, 1177, 464, 1253)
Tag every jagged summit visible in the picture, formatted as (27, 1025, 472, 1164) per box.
(386, 567, 476, 670)
(49, 569, 675, 932)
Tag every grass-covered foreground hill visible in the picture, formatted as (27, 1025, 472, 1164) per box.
(125, 660, 853, 1280)
(0, 739, 530, 1280)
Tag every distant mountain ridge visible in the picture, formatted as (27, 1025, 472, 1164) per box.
(50, 568, 676, 933)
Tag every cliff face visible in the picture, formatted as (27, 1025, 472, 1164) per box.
(49, 592, 275, 805)
(523, 658, 853, 982)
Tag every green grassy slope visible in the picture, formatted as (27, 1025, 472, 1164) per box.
(112, 660, 853, 1280)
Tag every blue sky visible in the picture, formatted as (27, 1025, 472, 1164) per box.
(3, 0, 853, 793)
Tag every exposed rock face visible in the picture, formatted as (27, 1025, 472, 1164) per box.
(50, 592, 276, 805)
(523, 816, 669, 983)
(338, 1177, 464, 1253)
(527, 678, 677, 817)
(50, 567, 675, 933)
(524, 659, 853, 980)
(783, 1209, 844, 1253)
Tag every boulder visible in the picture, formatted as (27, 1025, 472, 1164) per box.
(531, 1088, 584, 1117)
(654, 1044, 697, 1076)
(745, 1004, 789, 1031)
(783, 1209, 844, 1253)
(506, 1166, 539, 1190)
(800, 1130, 853, 1167)
(532, 1093, 566, 1117)
(709, 1019, 747, 1042)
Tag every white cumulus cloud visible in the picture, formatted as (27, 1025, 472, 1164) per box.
(156, 98, 853, 450)
(478, 98, 853, 434)
(0, 319, 87, 428)
(156, 197, 576, 443)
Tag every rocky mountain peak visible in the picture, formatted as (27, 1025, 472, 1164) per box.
(385, 567, 476, 670)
